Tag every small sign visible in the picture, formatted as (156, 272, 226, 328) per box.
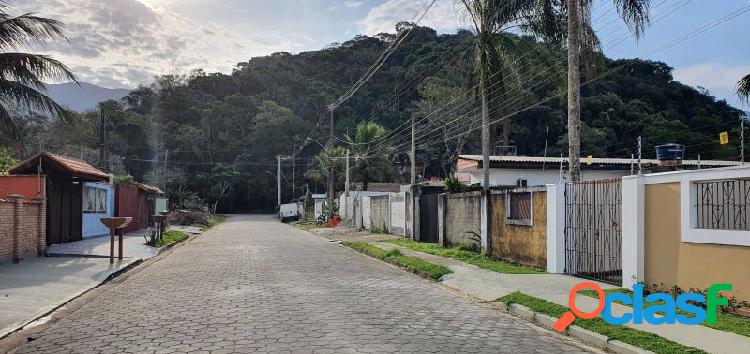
(720, 131, 729, 145)
(586, 155, 593, 165)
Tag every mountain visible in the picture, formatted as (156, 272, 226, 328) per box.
(46, 82, 131, 112)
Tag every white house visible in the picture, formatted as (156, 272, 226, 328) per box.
(455, 155, 740, 187)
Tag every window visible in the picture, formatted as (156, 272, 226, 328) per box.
(506, 191, 533, 226)
(83, 185, 108, 213)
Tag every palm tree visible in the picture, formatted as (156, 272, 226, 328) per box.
(304, 146, 347, 217)
(459, 0, 561, 189)
(739, 74, 750, 103)
(0, 4, 76, 150)
(565, 0, 650, 181)
(348, 121, 394, 191)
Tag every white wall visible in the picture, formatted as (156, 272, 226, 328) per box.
(465, 168, 630, 186)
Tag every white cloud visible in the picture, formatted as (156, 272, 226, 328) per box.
(344, 1, 364, 8)
(359, 0, 470, 35)
(14, 0, 303, 88)
(673, 63, 750, 90)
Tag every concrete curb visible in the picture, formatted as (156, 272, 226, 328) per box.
(495, 302, 655, 354)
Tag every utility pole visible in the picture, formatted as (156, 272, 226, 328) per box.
(277, 156, 282, 208)
(411, 114, 416, 184)
(163, 149, 169, 190)
(630, 154, 635, 175)
(345, 150, 350, 197)
(327, 108, 335, 218)
(291, 152, 296, 200)
(741, 115, 745, 165)
(98, 108, 107, 172)
(637, 136, 643, 176)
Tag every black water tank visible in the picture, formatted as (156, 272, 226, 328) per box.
(655, 143, 685, 160)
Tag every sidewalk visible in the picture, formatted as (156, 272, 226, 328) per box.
(371, 240, 750, 354)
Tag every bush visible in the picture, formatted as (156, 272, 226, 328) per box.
(444, 177, 467, 193)
(167, 210, 210, 226)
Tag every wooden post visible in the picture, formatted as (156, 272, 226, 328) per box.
(110, 227, 115, 264)
(118, 228, 124, 260)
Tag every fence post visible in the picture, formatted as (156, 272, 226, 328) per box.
(621, 176, 644, 288)
(7, 194, 23, 263)
(437, 193, 446, 247)
(545, 184, 565, 273)
(33, 196, 46, 257)
(480, 190, 491, 253)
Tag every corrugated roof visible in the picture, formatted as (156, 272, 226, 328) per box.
(458, 155, 740, 167)
(9, 152, 110, 181)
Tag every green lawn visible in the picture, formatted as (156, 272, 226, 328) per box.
(154, 230, 190, 247)
(344, 241, 452, 280)
(291, 221, 319, 230)
(384, 239, 544, 274)
(498, 292, 705, 354)
(580, 288, 750, 338)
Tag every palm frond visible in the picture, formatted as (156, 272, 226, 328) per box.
(613, 0, 651, 38)
(739, 74, 750, 104)
(0, 11, 67, 50)
(0, 52, 76, 87)
(0, 102, 19, 141)
(0, 79, 73, 121)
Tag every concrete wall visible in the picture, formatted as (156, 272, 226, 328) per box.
(389, 193, 405, 235)
(443, 191, 482, 248)
(644, 182, 750, 301)
(0, 198, 44, 263)
(489, 190, 547, 269)
(463, 168, 628, 186)
(82, 182, 114, 238)
(0, 175, 44, 199)
(369, 195, 390, 232)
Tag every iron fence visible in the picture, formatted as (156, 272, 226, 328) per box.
(695, 179, 750, 231)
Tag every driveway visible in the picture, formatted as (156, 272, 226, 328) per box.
(12, 215, 591, 353)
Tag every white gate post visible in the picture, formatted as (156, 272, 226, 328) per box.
(621, 176, 644, 288)
(546, 184, 566, 273)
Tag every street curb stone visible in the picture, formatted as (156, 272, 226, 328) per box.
(533, 313, 558, 331)
(568, 325, 609, 349)
(508, 303, 535, 321)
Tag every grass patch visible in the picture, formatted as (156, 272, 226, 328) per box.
(580, 288, 750, 338)
(205, 215, 225, 228)
(291, 221, 319, 230)
(154, 230, 189, 248)
(498, 292, 705, 354)
(344, 241, 452, 280)
(385, 239, 544, 274)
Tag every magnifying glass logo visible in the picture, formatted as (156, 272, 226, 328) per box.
(553, 282, 605, 332)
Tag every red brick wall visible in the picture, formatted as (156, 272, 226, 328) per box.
(0, 199, 43, 263)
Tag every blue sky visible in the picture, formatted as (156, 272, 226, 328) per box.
(20, 0, 750, 109)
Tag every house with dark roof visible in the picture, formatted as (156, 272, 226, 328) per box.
(455, 155, 741, 187)
(9, 152, 113, 245)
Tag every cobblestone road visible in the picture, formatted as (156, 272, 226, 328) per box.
(14, 215, 591, 354)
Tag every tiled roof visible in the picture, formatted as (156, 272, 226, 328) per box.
(135, 182, 164, 195)
(9, 152, 110, 181)
(350, 182, 403, 193)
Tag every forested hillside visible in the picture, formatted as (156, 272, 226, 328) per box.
(8, 26, 746, 212)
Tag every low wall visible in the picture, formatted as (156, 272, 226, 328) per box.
(489, 189, 547, 269)
(0, 197, 44, 263)
(389, 193, 405, 235)
(644, 182, 750, 301)
(369, 195, 390, 231)
(443, 191, 481, 248)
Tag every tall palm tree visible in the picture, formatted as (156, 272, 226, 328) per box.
(304, 146, 347, 217)
(348, 121, 394, 191)
(459, 0, 561, 189)
(0, 4, 76, 149)
(739, 74, 750, 103)
(565, 0, 650, 181)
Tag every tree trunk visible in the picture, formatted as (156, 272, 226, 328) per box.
(567, 0, 582, 182)
(480, 34, 490, 191)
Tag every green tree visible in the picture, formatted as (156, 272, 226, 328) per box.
(739, 74, 750, 104)
(348, 121, 394, 191)
(0, 4, 76, 149)
(563, 0, 650, 180)
(0, 146, 17, 173)
(199, 164, 241, 213)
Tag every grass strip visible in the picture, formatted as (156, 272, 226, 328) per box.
(498, 292, 705, 354)
(154, 230, 190, 247)
(580, 288, 750, 338)
(344, 241, 452, 280)
(385, 238, 544, 274)
(291, 221, 319, 230)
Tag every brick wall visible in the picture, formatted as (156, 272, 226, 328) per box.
(0, 197, 45, 264)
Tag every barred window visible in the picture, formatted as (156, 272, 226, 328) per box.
(506, 191, 533, 226)
(695, 179, 750, 231)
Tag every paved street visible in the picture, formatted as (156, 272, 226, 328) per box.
(13, 215, 590, 354)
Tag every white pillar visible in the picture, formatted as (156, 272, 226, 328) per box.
(480, 191, 489, 252)
(546, 184, 566, 273)
(621, 176, 645, 288)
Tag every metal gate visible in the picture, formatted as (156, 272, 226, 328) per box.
(564, 179, 622, 285)
(419, 194, 439, 243)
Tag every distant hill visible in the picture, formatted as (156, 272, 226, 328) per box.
(46, 82, 130, 112)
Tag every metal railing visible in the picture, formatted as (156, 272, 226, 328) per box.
(695, 179, 750, 231)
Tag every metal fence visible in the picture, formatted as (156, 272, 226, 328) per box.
(695, 179, 750, 230)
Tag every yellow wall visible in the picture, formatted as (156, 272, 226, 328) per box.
(490, 192, 547, 269)
(645, 183, 750, 301)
